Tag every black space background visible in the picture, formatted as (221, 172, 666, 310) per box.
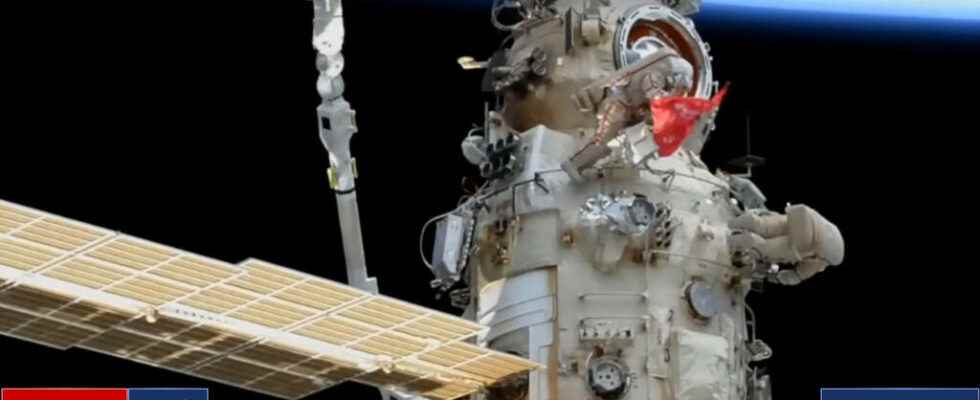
(2, 1, 979, 399)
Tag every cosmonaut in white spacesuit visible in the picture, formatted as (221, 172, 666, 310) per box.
(563, 36, 696, 180)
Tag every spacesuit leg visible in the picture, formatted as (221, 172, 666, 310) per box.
(730, 205, 844, 285)
(773, 258, 830, 286)
(729, 210, 789, 238)
(786, 205, 845, 266)
(729, 231, 801, 264)
(561, 96, 630, 181)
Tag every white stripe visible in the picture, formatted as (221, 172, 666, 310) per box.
(703, 0, 980, 21)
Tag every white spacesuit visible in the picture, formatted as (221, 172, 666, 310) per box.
(730, 205, 845, 285)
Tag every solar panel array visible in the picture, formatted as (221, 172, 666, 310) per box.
(0, 199, 537, 400)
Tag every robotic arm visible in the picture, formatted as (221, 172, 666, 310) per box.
(313, 4, 425, 400)
(312, 0, 378, 293)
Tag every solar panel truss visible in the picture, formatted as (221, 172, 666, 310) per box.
(0, 199, 538, 400)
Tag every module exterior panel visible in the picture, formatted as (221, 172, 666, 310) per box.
(0, 199, 538, 400)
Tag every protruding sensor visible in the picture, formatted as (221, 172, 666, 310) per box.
(430, 212, 474, 288)
(588, 356, 631, 399)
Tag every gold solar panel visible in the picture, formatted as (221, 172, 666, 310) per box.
(0, 199, 538, 400)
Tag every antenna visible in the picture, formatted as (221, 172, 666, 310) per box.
(746, 114, 751, 156)
(728, 114, 766, 178)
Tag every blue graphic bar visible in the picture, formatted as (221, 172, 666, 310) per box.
(128, 389, 208, 400)
(822, 388, 979, 400)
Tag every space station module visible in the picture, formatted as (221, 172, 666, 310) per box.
(424, 1, 846, 400)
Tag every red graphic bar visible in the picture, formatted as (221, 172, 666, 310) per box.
(2, 389, 128, 400)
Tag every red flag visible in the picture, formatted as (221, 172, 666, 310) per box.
(650, 84, 730, 157)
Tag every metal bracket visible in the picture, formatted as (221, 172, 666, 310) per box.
(578, 292, 648, 303)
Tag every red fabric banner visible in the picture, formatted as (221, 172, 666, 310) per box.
(2, 389, 128, 400)
(650, 84, 730, 157)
